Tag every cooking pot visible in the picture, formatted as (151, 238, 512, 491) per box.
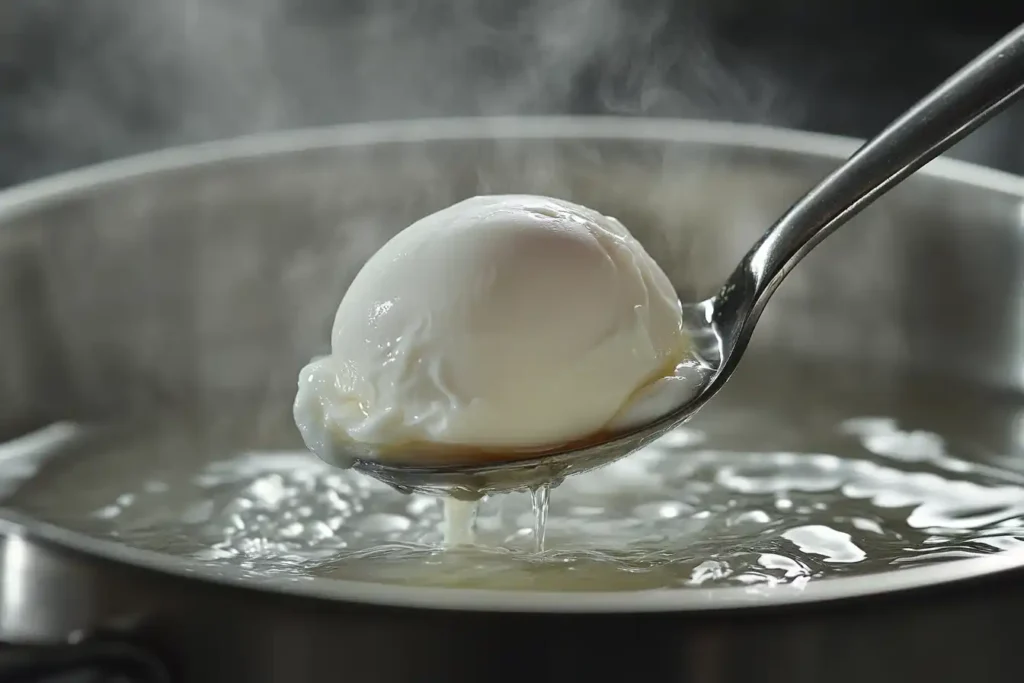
(0, 117, 1023, 683)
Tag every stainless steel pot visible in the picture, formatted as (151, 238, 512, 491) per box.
(0, 117, 1023, 683)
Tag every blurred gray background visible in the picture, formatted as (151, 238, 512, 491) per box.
(2, 0, 1023, 187)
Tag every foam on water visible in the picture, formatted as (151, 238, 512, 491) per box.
(6, 359, 1024, 592)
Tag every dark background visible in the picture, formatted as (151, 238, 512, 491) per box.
(2, 0, 1024, 188)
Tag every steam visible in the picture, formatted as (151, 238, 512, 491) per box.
(4, 0, 799, 181)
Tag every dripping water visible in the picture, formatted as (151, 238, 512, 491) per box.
(531, 483, 552, 552)
(442, 497, 479, 546)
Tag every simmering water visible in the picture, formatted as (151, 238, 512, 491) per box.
(6, 357, 1024, 592)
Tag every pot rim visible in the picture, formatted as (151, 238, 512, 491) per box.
(2, 115, 1023, 614)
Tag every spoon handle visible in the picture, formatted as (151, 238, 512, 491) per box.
(739, 22, 1024, 311)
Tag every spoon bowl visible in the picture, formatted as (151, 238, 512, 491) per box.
(346, 23, 1024, 497)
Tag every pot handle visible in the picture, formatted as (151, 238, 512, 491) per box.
(0, 639, 170, 683)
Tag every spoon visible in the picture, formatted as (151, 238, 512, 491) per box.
(354, 24, 1024, 499)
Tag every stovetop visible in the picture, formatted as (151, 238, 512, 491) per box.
(2, 1, 1023, 188)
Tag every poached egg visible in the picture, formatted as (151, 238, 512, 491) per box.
(294, 194, 699, 466)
